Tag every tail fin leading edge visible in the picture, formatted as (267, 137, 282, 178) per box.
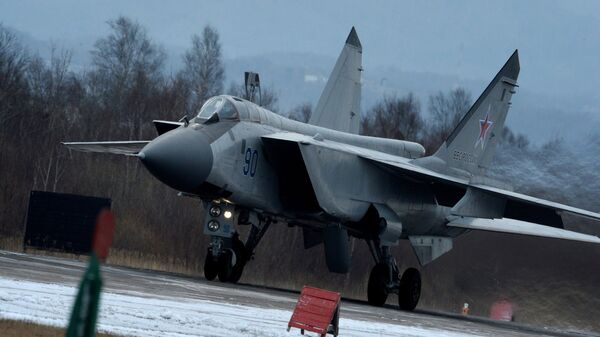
(433, 50, 520, 176)
(308, 27, 362, 134)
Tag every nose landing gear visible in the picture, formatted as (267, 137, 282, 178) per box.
(202, 202, 270, 283)
(203, 247, 219, 281)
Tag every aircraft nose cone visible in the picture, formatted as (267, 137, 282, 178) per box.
(139, 127, 213, 192)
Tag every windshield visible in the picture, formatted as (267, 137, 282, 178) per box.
(196, 96, 239, 121)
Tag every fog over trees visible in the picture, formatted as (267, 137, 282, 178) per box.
(287, 102, 312, 123)
(180, 25, 225, 117)
(1, 16, 600, 330)
(227, 82, 279, 113)
(2, 14, 598, 257)
(361, 93, 423, 144)
(425, 88, 471, 150)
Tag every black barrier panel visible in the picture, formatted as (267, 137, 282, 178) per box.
(24, 190, 111, 254)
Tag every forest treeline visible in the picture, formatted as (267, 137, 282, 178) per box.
(3, 13, 597, 257)
(0, 13, 589, 263)
(2, 17, 600, 327)
(0, 16, 493, 238)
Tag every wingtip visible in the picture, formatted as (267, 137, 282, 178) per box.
(346, 26, 362, 49)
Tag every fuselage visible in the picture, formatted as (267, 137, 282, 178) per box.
(140, 95, 460, 238)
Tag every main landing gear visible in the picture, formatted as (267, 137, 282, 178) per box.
(366, 240, 421, 310)
(202, 202, 270, 283)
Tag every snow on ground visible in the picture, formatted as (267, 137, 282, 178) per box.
(0, 276, 479, 337)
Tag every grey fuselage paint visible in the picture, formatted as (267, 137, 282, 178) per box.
(186, 96, 463, 239)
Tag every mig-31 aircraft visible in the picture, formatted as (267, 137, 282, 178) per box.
(64, 28, 600, 310)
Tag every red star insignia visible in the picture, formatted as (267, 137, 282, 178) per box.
(475, 107, 494, 149)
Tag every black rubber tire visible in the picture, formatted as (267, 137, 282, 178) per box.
(398, 267, 421, 311)
(367, 263, 389, 306)
(228, 237, 247, 283)
(217, 250, 234, 282)
(203, 250, 218, 281)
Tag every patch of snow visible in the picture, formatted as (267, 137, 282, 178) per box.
(0, 276, 480, 337)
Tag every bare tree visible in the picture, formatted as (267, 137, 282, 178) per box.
(227, 81, 279, 113)
(180, 25, 225, 116)
(0, 25, 30, 132)
(89, 16, 166, 140)
(287, 102, 312, 123)
(27, 48, 80, 191)
(361, 93, 423, 142)
(501, 126, 529, 149)
(426, 87, 471, 150)
(87, 16, 167, 188)
(156, 75, 189, 121)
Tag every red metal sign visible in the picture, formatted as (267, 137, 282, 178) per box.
(489, 300, 515, 321)
(92, 208, 115, 260)
(288, 286, 340, 337)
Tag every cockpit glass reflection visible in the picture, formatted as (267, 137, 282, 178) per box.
(197, 97, 223, 119)
(196, 96, 239, 121)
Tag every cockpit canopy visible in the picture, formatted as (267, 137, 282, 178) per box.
(195, 96, 239, 122)
(194, 94, 277, 125)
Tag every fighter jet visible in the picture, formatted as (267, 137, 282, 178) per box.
(64, 28, 600, 310)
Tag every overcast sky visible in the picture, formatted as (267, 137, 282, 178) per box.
(2, 0, 600, 125)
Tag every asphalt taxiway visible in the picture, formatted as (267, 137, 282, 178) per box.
(0, 251, 594, 337)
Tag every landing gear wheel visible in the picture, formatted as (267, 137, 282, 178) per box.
(367, 263, 389, 306)
(203, 250, 218, 281)
(398, 268, 421, 311)
(217, 250, 234, 282)
(228, 236, 247, 284)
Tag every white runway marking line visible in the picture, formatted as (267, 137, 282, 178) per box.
(0, 276, 487, 337)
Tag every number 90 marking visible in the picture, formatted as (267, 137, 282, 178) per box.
(243, 148, 258, 177)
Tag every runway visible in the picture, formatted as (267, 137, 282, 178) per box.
(0, 251, 593, 337)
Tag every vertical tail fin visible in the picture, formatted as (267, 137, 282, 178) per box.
(432, 50, 520, 176)
(308, 27, 362, 134)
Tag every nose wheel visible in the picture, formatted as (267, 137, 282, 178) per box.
(217, 249, 234, 282)
(203, 235, 246, 283)
(203, 249, 219, 281)
(202, 202, 271, 284)
(228, 235, 248, 283)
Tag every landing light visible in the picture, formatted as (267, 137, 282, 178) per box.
(207, 220, 220, 232)
(209, 206, 221, 217)
(224, 211, 233, 219)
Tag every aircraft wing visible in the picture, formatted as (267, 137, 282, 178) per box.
(448, 217, 600, 244)
(62, 141, 150, 155)
(262, 132, 600, 242)
(370, 157, 600, 222)
(153, 120, 183, 135)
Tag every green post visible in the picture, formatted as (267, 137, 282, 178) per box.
(65, 252, 103, 337)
